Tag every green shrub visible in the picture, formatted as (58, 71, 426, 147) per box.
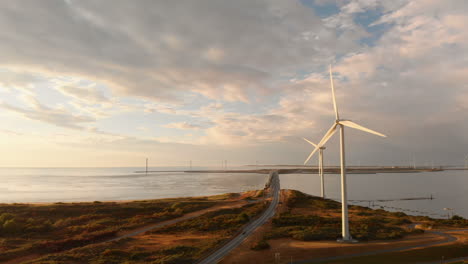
(272, 213, 324, 227)
(250, 239, 270, 250)
(237, 213, 250, 223)
(392, 212, 408, 218)
(153, 254, 193, 264)
(451, 215, 464, 221)
(290, 227, 340, 241)
(162, 245, 198, 255)
(356, 211, 372, 216)
(102, 249, 129, 257)
(0, 213, 15, 224)
(263, 227, 292, 239)
(3, 219, 22, 234)
(388, 218, 411, 225)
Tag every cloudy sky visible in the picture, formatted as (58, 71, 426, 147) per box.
(1, 0, 467, 167)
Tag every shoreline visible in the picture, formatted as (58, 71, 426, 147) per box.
(0, 190, 466, 264)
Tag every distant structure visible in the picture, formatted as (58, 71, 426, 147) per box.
(145, 158, 148, 175)
(443, 207, 454, 219)
(307, 65, 387, 242)
(303, 138, 326, 198)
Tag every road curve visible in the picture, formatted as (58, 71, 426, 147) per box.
(197, 171, 281, 264)
(292, 228, 468, 264)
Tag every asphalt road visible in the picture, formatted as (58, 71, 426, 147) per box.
(197, 171, 281, 264)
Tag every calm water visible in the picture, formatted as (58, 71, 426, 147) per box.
(282, 170, 468, 219)
(0, 167, 466, 218)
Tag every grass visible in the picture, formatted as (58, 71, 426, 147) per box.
(259, 190, 468, 264)
(23, 200, 269, 264)
(27, 237, 226, 264)
(152, 202, 268, 235)
(263, 190, 423, 242)
(0, 196, 225, 262)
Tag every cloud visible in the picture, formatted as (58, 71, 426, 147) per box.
(0, 129, 23, 136)
(1, 0, 468, 166)
(0, 96, 95, 130)
(0, 70, 43, 93)
(56, 85, 108, 104)
(0, 0, 352, 103)
(163, 122, 206, 130)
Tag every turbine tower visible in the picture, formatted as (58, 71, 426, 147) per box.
(303, 138, 326, 198)
(307, 65, 387, 242)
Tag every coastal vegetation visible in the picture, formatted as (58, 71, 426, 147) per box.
(260, 190, 467, 244)
(1, 190, 466, 263)
(0, 195, 234, 263)
(21, 200, 268, 264)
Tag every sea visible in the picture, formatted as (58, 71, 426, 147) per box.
(0, 167, 467, 218)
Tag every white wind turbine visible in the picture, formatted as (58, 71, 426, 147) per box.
(303, 138, 326, 199)
(306, 65, 387, 242)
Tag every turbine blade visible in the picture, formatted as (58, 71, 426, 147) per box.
(339, 120, 387, 137)
(304, 123, 337, 165)
(302, 137, 318, 147)
(330, 65, 339, 120)
(304, 147, 319, 165)
(317, 123, 338, 147)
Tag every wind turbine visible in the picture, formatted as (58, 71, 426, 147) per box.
(303, 138, 326, 198)
(307, 65, 387, 242)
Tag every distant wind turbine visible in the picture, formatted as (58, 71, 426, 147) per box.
(303, 138, 326, 198)
(307, 65, 387, 242)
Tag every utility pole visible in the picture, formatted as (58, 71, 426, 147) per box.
(145, 158, 148, 175)
(190, 160, 192, 171)
(443, 208, 453, 219)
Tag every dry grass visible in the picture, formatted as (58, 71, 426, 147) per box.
(221, 190, 468, 264)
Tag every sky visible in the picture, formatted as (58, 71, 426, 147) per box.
(0, 0, 467, 167)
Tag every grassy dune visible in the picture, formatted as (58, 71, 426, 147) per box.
(22, 198, 268, 264)
(1, 190, 466, 264)
(261, 190, 468, 244)
(0, 194, 236, 263)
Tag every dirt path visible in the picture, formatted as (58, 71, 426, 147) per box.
(220, 199, 467, 264)
(291, 229, 468, 264)
(106, 200, 250, 243)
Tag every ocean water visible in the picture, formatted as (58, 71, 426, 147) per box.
(0, 167, 467, 218)
(281, 170, 468, 219)
(0, 167, 267, 203)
